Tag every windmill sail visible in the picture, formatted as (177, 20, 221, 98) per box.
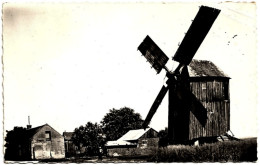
(142, 85, 169, 128)
(189, 93, 208, 126)
(138, 35, 169, 74)
(138, 5, 221, 144)
(173, 6, 220, 65)
(180, 66, 208, 126)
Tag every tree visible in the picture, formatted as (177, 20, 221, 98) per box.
(83, 122, 104, 155)
(158, 127, 168, 147)
(71, 125, 85, 154)
(72, 122, 105, 156)
(101, 107, 143, 141)
(4, 127, 31, 160)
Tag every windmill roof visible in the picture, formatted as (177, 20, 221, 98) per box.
(117, 128, 152, 141)
(188, 59, 229, 78)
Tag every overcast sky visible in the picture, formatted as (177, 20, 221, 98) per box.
(2, 2, 258, 138)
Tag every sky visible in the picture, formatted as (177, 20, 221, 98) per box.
(2, 2, 258, 138)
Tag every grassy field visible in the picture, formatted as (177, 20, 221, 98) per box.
(148, 137, 257, 162)
(65, 137, 257, 163)
(9, 138, 256, 163)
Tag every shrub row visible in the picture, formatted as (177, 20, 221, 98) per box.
(148, 138, 257, 162)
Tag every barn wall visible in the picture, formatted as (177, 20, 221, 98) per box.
(189, 79, 230, 140)
(31, 125, 65, 159)
(107, 138, 159, 157)
(137, 138, 159, 148)
(140, 129, 158, 139)
(107, 147, 157, 157)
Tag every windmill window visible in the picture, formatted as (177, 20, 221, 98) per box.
(223, 81, 229, 100)
(213, 81, 220, 100)
(202, 83, 207, 101)
(202, 83, 206, 90)
(45, 131, 51, 141)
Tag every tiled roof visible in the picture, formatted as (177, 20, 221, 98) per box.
(188, 59, 228, 77)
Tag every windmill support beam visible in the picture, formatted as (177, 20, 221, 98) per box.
(167, 73, 190, 144)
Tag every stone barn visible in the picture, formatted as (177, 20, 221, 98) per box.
(26, 124, 65, 160)
(5, 124, 65, 160)
(105, 128, 159, 157)
(17, 124, 65, 160)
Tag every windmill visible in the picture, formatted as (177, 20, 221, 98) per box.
(137, 6, 225, 145)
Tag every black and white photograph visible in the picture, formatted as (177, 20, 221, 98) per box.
(1, 0, 258, 163)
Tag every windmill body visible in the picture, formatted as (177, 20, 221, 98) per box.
(137, 6, 231, 145)
(168, 60, 230, 144)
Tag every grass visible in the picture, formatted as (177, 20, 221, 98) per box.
(12, 138, 256, 163)
(148, 138, 257, 162)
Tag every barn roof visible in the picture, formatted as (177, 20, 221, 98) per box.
(63, 132, 73, 140)
(106, 128, 151, 146)
(188, 59, 229, 78)
(106, 140, 133, 146)
(106, 128, 157, 147)
(25, 124, 46, 138)
(118, 128, 154, 141)
(25, 123, 61, 139)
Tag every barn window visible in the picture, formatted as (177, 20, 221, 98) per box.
(140, 140, 148, 148)
(45, 131, 51, 141)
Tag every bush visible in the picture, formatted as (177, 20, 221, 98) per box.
(148, 138, 257, 162)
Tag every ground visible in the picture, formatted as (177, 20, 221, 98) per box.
(4, 137, 257, 163)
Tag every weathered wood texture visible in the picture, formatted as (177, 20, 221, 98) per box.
(188, 78, 230, 140)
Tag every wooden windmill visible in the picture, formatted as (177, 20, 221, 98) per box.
(137, 6, 230, 145)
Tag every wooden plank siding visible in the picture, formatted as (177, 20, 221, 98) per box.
(188, 79, 230, 140)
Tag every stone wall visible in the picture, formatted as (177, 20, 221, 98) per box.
(107, 138, 159, 157)
(107, 147, 157, 157)
(31, 125, 65, 159)
(138, 137, 159, 148)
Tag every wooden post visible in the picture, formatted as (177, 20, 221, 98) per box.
(167, 69, 190, 145)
